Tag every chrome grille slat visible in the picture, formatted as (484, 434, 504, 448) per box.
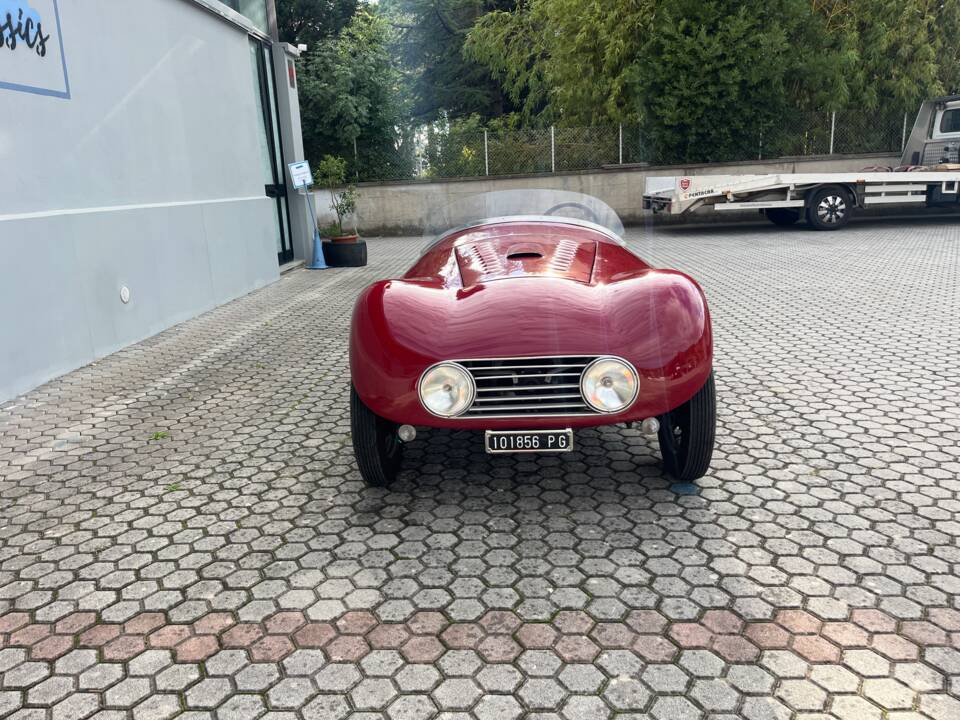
(475, 394, 583, 402)
(468, 363, 590, 371)
(476, 383, 580, 392)
(457, 355, 601, 418)
(471, 372, 583, 380)
(467, 402, 590, 412)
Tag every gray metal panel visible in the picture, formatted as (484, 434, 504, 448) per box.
(921, 141, 960, 165)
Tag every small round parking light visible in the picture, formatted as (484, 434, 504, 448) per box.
(640, 417, 660, 435)
(581, 357, 639, 414)
(419, 363, 475, 418)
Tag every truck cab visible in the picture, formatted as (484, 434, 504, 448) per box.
(902, 95, 960, 166)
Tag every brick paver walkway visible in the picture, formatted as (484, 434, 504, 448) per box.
(1, 218, 959, 719)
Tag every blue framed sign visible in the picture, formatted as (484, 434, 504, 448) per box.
(0, 0, 70, 99)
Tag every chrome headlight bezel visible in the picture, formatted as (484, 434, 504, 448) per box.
(418, 362, 476, 418)
(579, 356, 639, 414)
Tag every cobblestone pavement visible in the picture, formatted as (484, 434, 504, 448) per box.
(1, 217, 959, 720)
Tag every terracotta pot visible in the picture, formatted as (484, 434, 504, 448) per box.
(330, 233, 359, 244)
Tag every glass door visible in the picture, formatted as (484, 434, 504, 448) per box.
(249, 38, 294, 264)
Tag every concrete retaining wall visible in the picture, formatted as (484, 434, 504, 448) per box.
(315, 153, 901, 236)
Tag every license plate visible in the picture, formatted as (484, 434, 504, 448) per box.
(485, 429, 573, 454)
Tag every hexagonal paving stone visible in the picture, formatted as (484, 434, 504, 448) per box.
(603, 677, 650, 712)
(641, 664, 691, 693)
(518, 678, 567, 711)
(690, 678, 740, 712)
(431, 678, 481, 711)
(386, 694, 437, 720)
(776, 679, 828, 711)
(651, 696, 702, 720)
(349, 678, 397, 711)
(561, 694, 612, 720)
(557, 664, 605, 694)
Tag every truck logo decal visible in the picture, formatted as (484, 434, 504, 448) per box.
(680, 178, 691, 191)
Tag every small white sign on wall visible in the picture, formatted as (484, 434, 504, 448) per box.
(288, 160, 314, 190)
(0, 0, 70, 98)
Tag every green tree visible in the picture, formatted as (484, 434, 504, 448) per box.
(635, 0, 851, 163)
(466, 0, 854, 161)
(276, 0, 359, 44)
(381, 0, 517, 122)
(836, 0, 960, 110)
(466, 0, 656, 125)
(297, 8, 413, 178)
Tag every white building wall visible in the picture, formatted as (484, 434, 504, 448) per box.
(0, 0, 282, 402)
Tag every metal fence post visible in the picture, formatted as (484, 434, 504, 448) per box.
(484, 130, 489, 176)
(619, 124, 623, 165)
(829, 112, 836, 155)
(902, 113, 908, 152)
(551, 126, 556, 173)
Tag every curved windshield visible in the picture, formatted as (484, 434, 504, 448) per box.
(423, 190, 625, 247)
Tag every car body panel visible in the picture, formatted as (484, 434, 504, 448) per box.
(351, 219, 713, 430)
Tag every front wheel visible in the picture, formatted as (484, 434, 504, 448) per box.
(807, 186, 853, 230)
(350, 386, 402, 486)
(658, 373, 716, 482)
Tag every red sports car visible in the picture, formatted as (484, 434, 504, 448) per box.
(350, 190, 715, 486)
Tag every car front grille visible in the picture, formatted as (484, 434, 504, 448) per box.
(457, 356, 599, 418)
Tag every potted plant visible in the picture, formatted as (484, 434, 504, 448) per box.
(315, 155, 366, 266)
(317, 155, 359, 242)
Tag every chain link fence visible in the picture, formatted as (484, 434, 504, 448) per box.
(347, 109, 911, 183)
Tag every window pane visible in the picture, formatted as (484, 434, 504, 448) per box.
(218, 0, 268, 32)
(263, 46, 284, 170)
(940, 109, 960, 134)
(249, 40, 275, 184)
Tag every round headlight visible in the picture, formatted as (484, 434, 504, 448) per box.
(419, 363, 475, 417)
(580, 357, 639, 413)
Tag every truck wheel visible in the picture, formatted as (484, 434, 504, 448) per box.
(350, 386, 402, 487)
(765, 208, 800, 226)
(807, 186, 853, 230)
(658, 372, 716, 482)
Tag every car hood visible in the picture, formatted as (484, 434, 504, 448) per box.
(371, 272, 707, 370)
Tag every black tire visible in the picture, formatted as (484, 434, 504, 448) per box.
(323, 240, 367, 267)
(350, 386, 402, 486)
(806, 186, 853, 230)
(658, 373, 716, 482)
(765, 208, 800, 227)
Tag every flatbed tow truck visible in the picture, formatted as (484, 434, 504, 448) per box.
(642, 96, 960, 230)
